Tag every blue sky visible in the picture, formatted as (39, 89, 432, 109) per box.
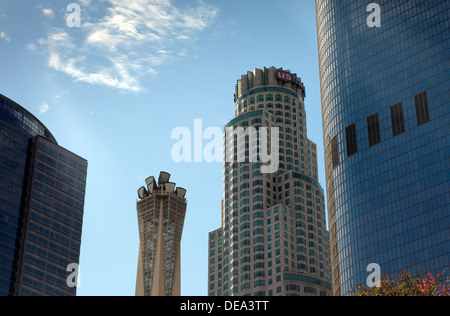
(0, 0, 324, 296)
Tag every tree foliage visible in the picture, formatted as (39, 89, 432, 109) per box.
(354, 271, 450, 296)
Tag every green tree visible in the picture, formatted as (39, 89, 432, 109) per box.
(355, 271, 450, 296)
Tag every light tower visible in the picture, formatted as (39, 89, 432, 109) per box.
(135, 172, 187, 296)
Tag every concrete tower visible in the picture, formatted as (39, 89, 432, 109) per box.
(135, 172, 187, 296)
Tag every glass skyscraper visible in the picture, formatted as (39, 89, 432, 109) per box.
(315, 0, 449, 295)
(0, 94, 87, 296)
(208, 67, 332, 296)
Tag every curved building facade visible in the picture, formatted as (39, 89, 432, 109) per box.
(208, 67, 332, 296)
(0, 94, 87, 296)
(315, 1, 449, 295)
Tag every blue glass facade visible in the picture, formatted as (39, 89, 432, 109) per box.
(315, 0, 449, 295)
(0, 94, 87, 296)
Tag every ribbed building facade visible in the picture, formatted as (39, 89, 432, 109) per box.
(316, 0, 449, 295)
(135, 172, 187, 296)
(208, 67, 332, 296)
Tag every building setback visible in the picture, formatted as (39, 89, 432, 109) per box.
(136, 172, 187, 296)
(208, 67, 332, 296)
(0, 94, 87, 296)
(316, 0, 449, 295)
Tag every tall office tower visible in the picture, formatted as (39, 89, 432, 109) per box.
(316, 0, 449, 295)
(208, 67, 332, 296)
(135, 172, 187, 296)
(0, 94, 87, 296)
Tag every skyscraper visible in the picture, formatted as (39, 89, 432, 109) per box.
(135, 172, 187, 296)
(0, 94, 87, 296)
(315, 0, 449, 295)
(208, 67, 332, 296)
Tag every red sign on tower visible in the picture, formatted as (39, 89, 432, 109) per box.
(277, 69, 292, 82)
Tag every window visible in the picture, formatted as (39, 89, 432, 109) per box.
(331, 136, 339, 168)
(390, 102, 405, 136)
(345, 123, 357, 156)
(415, 91, 430, 126)
(367, 113, 381, 146)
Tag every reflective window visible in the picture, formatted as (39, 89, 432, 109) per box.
(345, 124, 358, 157)
(331, 136, 339, 168)
(390, 103, 405, 136)
(414, 91, 430, 126)
(367, 113, 380, 147)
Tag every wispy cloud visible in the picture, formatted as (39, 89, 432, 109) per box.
(27, 43, 37, 51)
(78, 0, 92, 6)
(39, 102, 50, 114)
(0, 32, 11, 42)
(37, 0, 218, 92)
(42, 8, 54, 17)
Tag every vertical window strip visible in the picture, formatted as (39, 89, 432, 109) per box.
(331, 136, 339, 169)
(247, 71, 254, 90)
(367, 113, 381, 147)
(345, 124, 357, 157)
(390, 102, 405, 136)
(415, 91, 430, 126)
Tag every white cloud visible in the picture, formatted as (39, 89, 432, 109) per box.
(0, 32, 11, 42)
(27, 43, 37, 51)
(42, 8, 54, 17)
(38, 0, 218, 92)
(55, 89, 72, 99)
(39, 102, 50, 114)
(78, 0, 92, 6)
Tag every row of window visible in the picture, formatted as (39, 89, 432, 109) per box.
(226, 186, 322, 202)
(209, 265, 328, 294)
(210, 287, 327, 296)
(238, 103, 304, 116)
(240, 94, 300, 107)
(332, 91, 430, 168)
